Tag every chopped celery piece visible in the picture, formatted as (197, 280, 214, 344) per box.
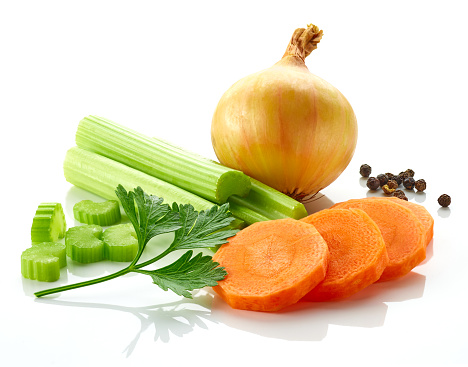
(21, 242, 66, 282)
(73, 199, 121, 226)
(75, 115, 251, 204)
(31, 203, 66, 243)
(63, 147, 245, 229)
(102, 223, 138, 262)
(227, 178, 308, 225)
(65, 224, 105, 263)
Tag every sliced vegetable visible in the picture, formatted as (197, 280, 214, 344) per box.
(21, 242, 66, 282)
(331, 198, 426, 281)
(102, 223, 138, 262)
(227, 178, 308, 225)
(31, 203, 66, 243)
(75, 115, 251, 204)
(301, 209, 388, 301)
(63, 147, 245, 229)
(35, 186, 237, 298)
(377, 197, 434, 247)
(73, 199, 121, 226)
(212, 218, 329, 312)
(65, 224, 105, 263)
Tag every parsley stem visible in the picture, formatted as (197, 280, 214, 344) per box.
(134, 247, 173, 269)
(128, 244, 146, 268)
(34, 246, 172, 297)
(34, 267, 131, 297)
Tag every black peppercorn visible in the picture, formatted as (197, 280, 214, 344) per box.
(366, 177, 380, 190)
(438, 194, 451, 207)
(415, 179, 426, 192)
(360, 164, 372, 177)
(389, 175, 402, 186)
(393, 190, 408, 200)
(398, 171, 409, 182)
(405, 169, 415, 177)
(382, 184, 396, 195)
(377, 174, 388, 187)
(403, 177, 416, 190)
(387, 180, 398, 190)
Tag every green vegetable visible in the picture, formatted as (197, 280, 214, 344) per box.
(31, 203, 66, 243)
(75, 115, 251, 204)
(73, 199, 121, 226)
(65, 224, 105, 263)
(63, 146, 306, 228)
(35, 186, 237, 298)
(64, 147, 244, 229)
(21, 242, 66, 282)
(227, 178, 308, 225)
(102, 223, 138, 262)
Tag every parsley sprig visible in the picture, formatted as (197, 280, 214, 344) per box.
(35, 185, 236, 298)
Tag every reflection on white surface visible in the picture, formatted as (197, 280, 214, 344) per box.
(414, 192, 427, 203)
(210, 272, 426, 341)
(35, 290, 218, 355)
(437, 207, 451, 218)
(24, 271, 426, 350)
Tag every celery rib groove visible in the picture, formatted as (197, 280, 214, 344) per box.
(75, 116, 251, 204)
(63, 147, 245, 229)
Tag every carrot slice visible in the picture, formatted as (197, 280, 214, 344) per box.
(300, 208, 388, 301)
(374, 197, 434, 247)
(212, 218, 329, 312)
(331, 198, 425, 281)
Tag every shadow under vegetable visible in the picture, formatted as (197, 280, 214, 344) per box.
(34, 290, 219, 356)
(210, 271, 426, 341)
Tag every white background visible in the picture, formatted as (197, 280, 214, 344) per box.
(1, 1, 467, 366)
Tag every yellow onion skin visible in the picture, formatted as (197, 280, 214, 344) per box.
(211, 30, 358, 200)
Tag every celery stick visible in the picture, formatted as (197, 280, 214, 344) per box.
(102, 223, 138, 262)
(63, 147, 245, 229)
(31, 203, 66, 243)
(65, 225, 105, 263)
(75, 115, 251, 204)
(21, 242, 66, 282)
(65, 147, 219, 212)
(73, 200, 121, 226)
(227, 179, 308, 225)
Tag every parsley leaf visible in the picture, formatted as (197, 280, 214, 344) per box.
(170, 203, 238, 251)
(135, 251, 227, 298)
(115, 185, 181, 249)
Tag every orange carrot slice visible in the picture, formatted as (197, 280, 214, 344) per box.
(300, 208, 388, 301)
(212, 218, 329, 312)
(331, 198, 425, 281)
(376, 197, 434, 247)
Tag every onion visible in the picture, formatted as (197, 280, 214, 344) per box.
(211, 24, 358, 201)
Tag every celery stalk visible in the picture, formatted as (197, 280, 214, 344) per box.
(227, 179, 308, 225)
(75, 116, 251, 204)
(64, 147, 246, 229)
